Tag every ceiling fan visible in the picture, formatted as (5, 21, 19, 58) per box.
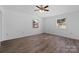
(34, 5, 49, 13)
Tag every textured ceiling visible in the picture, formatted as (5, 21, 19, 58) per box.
(2, 5, 79, 17)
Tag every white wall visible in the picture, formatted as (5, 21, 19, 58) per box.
(0, 11, 2, 41)
(42, 11, 79, 40)
(2, 7, 79, 41)
(0, 6, 6, 42)
(3, 9, 42, 41)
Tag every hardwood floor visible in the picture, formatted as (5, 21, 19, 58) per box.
(0, 33, 79, 53)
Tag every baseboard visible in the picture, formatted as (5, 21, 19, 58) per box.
(44, 32, 79, 40)
(2, 32, 79, 43)
(1, 33, 43, 42)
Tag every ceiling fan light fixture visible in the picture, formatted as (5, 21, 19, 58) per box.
(35, 5, 49, 13)
(39, 10, 44, 13)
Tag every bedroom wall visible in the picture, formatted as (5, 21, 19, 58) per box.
(42, 11, 79, 40)
(2, 6, 79, 41)
(3, 9, 42, 41)
(0, 11, 2, 41)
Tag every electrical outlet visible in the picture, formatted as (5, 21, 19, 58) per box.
(70, 33, 72, 34)
(6, 33, 9, 36)
(22, 32, 24, 34)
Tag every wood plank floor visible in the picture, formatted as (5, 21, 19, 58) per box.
(0, 33, 79, 53)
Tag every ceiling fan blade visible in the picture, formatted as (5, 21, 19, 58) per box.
(44, 9, 49, 11)
(44, 5, 48, 8)
(36, 5, 41, 9)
